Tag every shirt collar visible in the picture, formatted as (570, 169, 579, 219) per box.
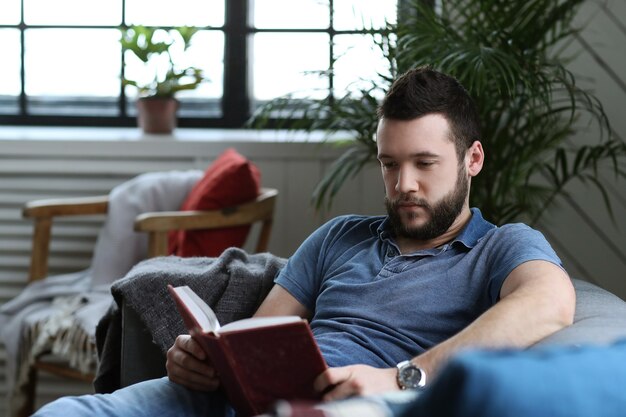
(453, 208, 496, 248)
(374, 208, 495, 249)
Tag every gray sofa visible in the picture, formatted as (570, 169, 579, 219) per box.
(114, 278, 626, 390)
(534, 279, 626, 346)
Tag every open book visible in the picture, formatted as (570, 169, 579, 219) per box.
(167, 285, 328, 417)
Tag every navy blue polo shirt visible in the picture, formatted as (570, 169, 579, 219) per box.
(275, 208, 563, 368)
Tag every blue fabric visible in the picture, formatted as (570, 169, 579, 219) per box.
(276, 208, 562, 368)
(403, 340, 626, 417)
(34, 377, 235, 417)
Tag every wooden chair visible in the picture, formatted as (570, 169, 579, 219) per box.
(17, 187, 278, 417)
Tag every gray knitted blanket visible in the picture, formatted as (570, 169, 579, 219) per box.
(94, 247, 287, 392)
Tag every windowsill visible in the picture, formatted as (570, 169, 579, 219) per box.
(0, 126, 351, 143)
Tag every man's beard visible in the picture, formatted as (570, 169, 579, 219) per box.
(385, 166, 469, 241)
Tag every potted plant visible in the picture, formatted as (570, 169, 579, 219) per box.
(121, 25, 206, 134)
(249, 0, 626, 225)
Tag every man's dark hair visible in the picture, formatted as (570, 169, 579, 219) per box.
(377, 67, 481, 161)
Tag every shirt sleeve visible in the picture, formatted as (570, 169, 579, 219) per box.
(485, 224, 564, 304)
(274, 216, 348, 312)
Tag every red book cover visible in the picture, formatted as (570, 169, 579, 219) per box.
(168, 285, 328, 417)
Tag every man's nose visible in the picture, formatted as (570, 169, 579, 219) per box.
(395, 167, 419, 194)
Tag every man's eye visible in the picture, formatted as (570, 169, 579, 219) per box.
(381, 161, 397, 169)
(416, 161, 435, 167)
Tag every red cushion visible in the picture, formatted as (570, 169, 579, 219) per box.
(168, 148, 261, 257)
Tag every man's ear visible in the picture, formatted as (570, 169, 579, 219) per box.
(467, 141, 484, 177)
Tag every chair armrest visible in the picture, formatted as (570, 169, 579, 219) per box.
(22, 195, 109, 282)
(23, 195, 109, 218)
(134, 196, 275, 231)
(134, 188, 277, 257)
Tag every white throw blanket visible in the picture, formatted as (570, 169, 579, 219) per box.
(0, 169, 202, 415)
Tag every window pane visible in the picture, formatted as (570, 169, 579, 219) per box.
(25, 29, 121, 115)
(333, 34, 392, 99)
(126, 0, 224, 27)
(0, 30, 21, 96)
(24, 0, 122, 25)
(0, 29, 21, 114)
(252, 33, 330, 101)
(253, 0, 329, 29)
(333, 0, 397, 31)
(176, 31, 224, 101)
(0, 0, 21, 24)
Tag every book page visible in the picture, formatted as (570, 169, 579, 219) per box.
(220, 316, 302, 333)
(174, 286, 221, 332)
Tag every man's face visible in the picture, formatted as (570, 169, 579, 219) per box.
(377, 114, 470, 240)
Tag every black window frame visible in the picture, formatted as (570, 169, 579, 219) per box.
(0, 0, 398, 129)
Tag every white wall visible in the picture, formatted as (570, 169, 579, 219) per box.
(536, 0, 626, 299)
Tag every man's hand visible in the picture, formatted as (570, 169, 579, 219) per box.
(166, 335, 220, 391)
(313, 365, 399, 401)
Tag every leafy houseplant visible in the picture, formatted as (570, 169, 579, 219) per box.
(121, 25, 206, 134)
(249, 0, 626, 225)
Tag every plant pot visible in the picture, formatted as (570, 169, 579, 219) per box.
(136, 97, 179, 134)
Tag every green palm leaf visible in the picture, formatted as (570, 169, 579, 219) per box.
(249, 0, 626, 225)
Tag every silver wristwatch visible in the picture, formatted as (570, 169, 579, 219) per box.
(396, 360, 427, 390)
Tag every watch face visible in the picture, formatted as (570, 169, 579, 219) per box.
(398, 362, 426, 389)
(402, 366, 422, 382)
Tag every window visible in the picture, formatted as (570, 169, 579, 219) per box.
(0, 0, 397, 128)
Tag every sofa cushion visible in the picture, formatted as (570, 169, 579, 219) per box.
(534, 279, 626, 347)
(403, 339, 626, 417)
(168, 148, 261, 257)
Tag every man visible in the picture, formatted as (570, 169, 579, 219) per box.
(34, 67, 575, 417)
